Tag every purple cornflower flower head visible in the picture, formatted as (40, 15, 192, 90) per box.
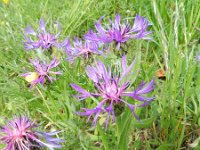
(71, 55, 155, 127)
(0, 116, 63, 150)
(85, 14, 152, 49)
(22, 57, 62, 87)
(24, 19, 61, 50)
(62, 38, 102, 61)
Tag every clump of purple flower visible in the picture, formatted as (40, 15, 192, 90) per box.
(85, 14, 152, 49)
(22, 57, 61, 87)
(0, 116, 63, 150)
(63, 38, 102, 61)
(24, 19, 61, 51)
(71, 55, 155, 127)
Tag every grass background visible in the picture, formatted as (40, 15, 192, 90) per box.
(0, 0, 200, 149)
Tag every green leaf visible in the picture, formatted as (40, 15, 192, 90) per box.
(117, 110, 132, 150)
(156, 143, 173, 150)
(97, 124, 110, 150)
(132, 117, 156, 129)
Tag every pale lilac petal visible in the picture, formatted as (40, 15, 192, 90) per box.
(70, 84, 91, 100)
(127, 104, 140, 121)
(86, 66, 98, 82)
(61, 38, 71, 50)
(40, 18, 46, 32)
(123, 80, 155, 101)
(114, 14, 121, 30)
(136, 80, 155, 94)
(24, 26, 36, 35)
(47, 57, 60, 70)
(120, 55, 136, 80)
(95, 16, 106, 35)
(84, 30, 100, 42)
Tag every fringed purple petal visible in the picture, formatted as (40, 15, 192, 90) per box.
(114, 14, 121, 30)
(24, 26, 36, 35)
(120, 55, 136, 80)
(105, 101, 115, 128)
(86, 66, 99, 83)
(127, 104, 140, 121)
(77, 100, 106, 126)
(49, 71, 62, 75)
(84, 30, 100, 42)
(21, 72, 32, 77)
(95, 16, 106, 36)
(47, 57, 60, 70)
(70, 84, 92, 100)
(136, 80, 155, 94)
(124, 80, 155, 101)
(61, 38, 71, 50)
(40, 18, 46, 32)
(130, 14, 152, 39)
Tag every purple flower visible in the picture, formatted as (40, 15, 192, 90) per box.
(22, 57, 61, 87)
(0, 116, 63, 150)
(85, 14, 152, 49)
(196, 55, 200, 61)
(24, 19, 61, 50)
(62, 38, 102, 61)
(71, 55, 155, 127)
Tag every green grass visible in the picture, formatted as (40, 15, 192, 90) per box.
(0, 0, 200, 149)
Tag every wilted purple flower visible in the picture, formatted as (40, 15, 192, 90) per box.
(22, 57, 61, 87)
(85, 14, 152, 49)
(24, 19, 61, 50)
(71, 55, 155, 127)
(0, 116, 63, 150)
(62, 38, 102, 61)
